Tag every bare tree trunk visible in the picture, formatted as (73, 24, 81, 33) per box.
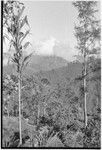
(18, 73, 22, 145)
(37, 102, 40, 125)
(7, 107, 9, 118)
(8, 98, 10, 118)
(38, 103, 40, 118)
(84, 56, 87, 127)
(43, 102, 46, 116)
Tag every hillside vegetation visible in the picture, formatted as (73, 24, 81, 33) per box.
(3, 56, 101, 148)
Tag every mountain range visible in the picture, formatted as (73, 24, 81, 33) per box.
(3, 55, 69, 75)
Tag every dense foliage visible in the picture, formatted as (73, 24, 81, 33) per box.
(3, 64, 101, 147)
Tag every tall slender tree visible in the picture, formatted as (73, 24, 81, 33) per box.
(73, 1, 100, 127)
(3, 0, 33, 145)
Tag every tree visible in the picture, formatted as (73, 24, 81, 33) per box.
(3, 0, 33, 145)
(73, 1, 100, 127)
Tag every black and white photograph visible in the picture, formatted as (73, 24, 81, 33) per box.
(1, 0, 101, 148)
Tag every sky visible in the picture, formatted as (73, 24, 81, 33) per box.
(3, 1, 101, 64)
(23, 1, 77, 42)
(22, 1, 78, 61)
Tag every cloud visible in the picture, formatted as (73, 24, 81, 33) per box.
(34, 36, 77, 61)
(36, 37, 57, 55)
(53, 42, 77, 61)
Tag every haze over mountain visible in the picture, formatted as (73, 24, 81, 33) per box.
(3, 55, 69, 75)
(33, 37, 77, 61)
(3, 37, 77, 67)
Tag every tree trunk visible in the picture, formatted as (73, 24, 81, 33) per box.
(8, 98, 10, 118)
(18, 73, 22, 145)
(43, 102, 46, 116)
(7, 107, 9, 118)
(38, 103, 40, 118)
(84, 56, 87, 127)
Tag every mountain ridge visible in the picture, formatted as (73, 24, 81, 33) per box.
(3, 55, 69, 75)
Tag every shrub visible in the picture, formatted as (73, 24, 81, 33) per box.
(83, 115, 101, 148)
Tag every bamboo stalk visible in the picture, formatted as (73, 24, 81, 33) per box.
(84, 55, 87, 127)
(18, 73, 22, 145)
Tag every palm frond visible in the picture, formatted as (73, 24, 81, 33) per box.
(23, 42, 32, 49)
(20, 30, 30, 44)
(23, 53, 33, 64)
(19, 32, 24, 40)
(20, 16, 29, 30)
(21, 52, 33, 71)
